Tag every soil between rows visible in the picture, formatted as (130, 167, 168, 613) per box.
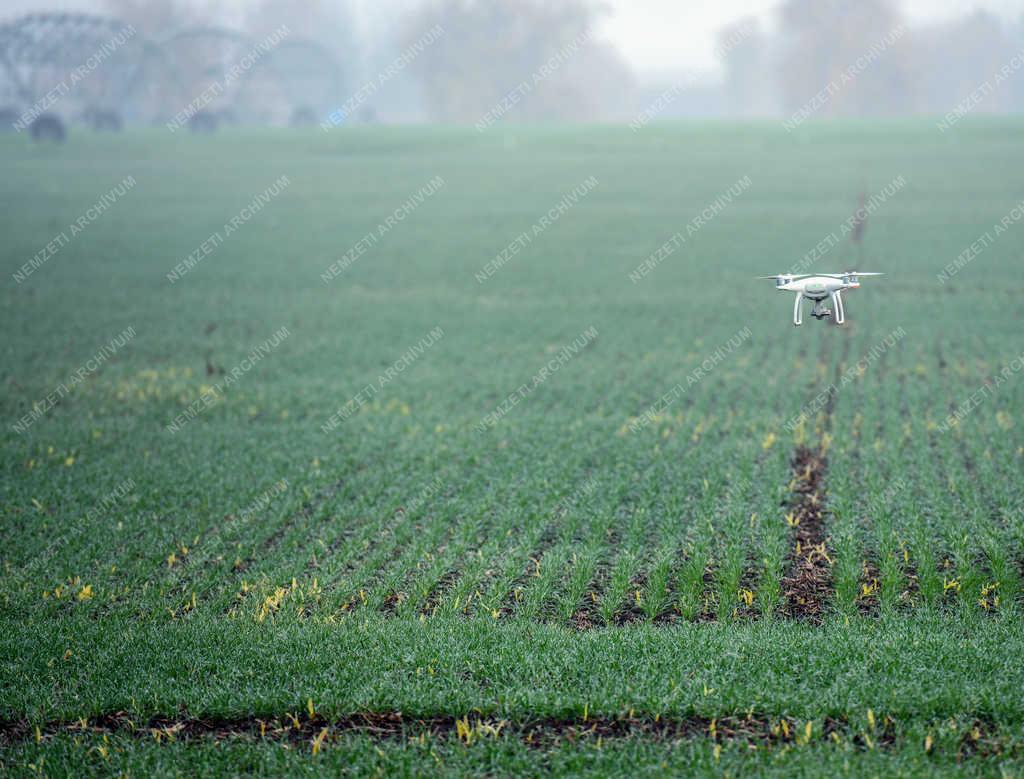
(780, 445, 834, 621)
(0, 710, 1004, 755)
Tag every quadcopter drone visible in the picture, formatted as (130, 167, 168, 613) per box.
(758, 272, 883, 325)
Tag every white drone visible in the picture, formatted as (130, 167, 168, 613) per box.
(758, 272, 883, 326)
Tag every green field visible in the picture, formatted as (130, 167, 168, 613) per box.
(2, 122, 1023, 776)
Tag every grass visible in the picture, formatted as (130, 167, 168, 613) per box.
(6, 729, 1022, 778)
(2, 120, 1023, 775)
(3, 613, 1024, 719)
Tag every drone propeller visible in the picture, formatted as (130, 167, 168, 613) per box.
(756, 274, 809, 280)
(820, 271, 885, 279)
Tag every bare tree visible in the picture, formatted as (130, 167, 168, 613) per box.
(402, 0, 635, 123)
(718, 17, 775, 117)
(776, 0, 911, 117)
(910, 11, 1017, 116)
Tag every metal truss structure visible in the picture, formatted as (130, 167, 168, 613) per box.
(0, 12, 343, 131)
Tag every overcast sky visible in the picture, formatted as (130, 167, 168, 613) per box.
(4, 0, 1023, 77)
(600, 0, 1023, 76)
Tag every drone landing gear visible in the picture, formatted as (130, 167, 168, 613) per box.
(811, 300, 832, 320)
(830, 290, 845, 324)
(806, 293, 845, 324)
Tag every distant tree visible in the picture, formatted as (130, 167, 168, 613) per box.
(402, 0, 636, 123)
(775, 0, 912, 118)
(555, 40, 637, 122)
(910, 11, 1017, 116)
(718, 17, 776, 117)
(240, 0, 357, 114)
(1011, 15, 1024, 112)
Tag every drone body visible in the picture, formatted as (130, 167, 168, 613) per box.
(758, 272, 883, 325)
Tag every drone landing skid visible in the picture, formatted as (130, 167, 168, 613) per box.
(793, 292, 846, 326)
(769, 272, 871, 326)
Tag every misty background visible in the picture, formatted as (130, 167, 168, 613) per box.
(2, 0, 1024, 128)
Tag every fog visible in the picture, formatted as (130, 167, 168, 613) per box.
(2, 0, 1023, 128)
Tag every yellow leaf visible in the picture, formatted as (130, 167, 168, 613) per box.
(311, 726, 328, 754)
(455, 716, 471, 744)
(77, 585, 94, 601)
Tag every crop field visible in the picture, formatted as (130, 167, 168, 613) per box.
(2, 122, 1024, 776)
